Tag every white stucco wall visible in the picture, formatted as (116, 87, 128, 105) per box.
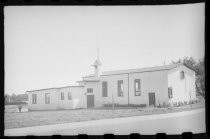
(27, 86, 85, 111)
(168, 65, 196, 105)
(129, 70, 168, 106)
(27, 64, 196, 110)
(27, 89, 59, 111)
(84, 82, 100, 107)
(99, 74, 129, 106)
(95, 70, 168, 107)
(57, 87, 85, 109)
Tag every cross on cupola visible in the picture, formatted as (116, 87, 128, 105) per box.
(92, 48, 102, 78)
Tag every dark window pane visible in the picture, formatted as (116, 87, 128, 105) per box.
(118, 80, 123, 97)
(87, 88, 93, 93)
(180, 71, 185, 79)
(61, 92, 64, 100)
(32, 94, 37, 104)
(68, 92, 72, 100)
(45, 93, 50, 104)
(134, 79, 141, 96)
(168, 87, 173, 99)
(102, 81, 108, 97)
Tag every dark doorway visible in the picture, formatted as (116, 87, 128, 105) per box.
(87, 95, 94, 108)
(148, 92, 156, 107)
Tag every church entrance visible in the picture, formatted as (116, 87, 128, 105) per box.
(87, 95, 94, 108)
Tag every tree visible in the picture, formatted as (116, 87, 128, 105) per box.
(11, 93, 16, 102)
(170, 57, 205, 99)
(4, 94, 10, 104)
(194, 59, 205, 98)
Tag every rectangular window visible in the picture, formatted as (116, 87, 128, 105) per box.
(87, 88, 93, 93)
(68, 92, 72, 100)
(118, 80, 124, 97)
(61, 92, 64, 100)
(102, 81, 108, 97)
(32, 94, 37, 104)
(168, 87, 173, 99)
(134, 79, 141, 96)
(45, 93, 50, 104)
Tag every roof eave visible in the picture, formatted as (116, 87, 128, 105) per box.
(27, 85, 85, 92)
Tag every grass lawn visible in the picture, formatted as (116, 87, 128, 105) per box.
(4, 101, 205, 129)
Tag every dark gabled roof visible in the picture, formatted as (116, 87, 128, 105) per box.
(26, 85, 84, 92)
(101, 63, 184, 76)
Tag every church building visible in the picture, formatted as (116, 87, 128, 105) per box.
(27, 52, 196, 111)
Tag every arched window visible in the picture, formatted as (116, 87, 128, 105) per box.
(180, 71, 185, 79)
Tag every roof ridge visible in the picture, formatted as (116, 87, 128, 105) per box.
(102, 63, 183, 75)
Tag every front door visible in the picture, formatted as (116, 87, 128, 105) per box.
(148, 92, 156, 107)
(87, 95, 94, 108)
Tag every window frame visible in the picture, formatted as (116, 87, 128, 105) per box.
(102, 81, 108, 97)
(168, 87, 173, 99)
(68, 92, 72, 100)
(61, 92, 65, 100)
(134, 79, 141, 96)
(32, 94, 37, 104)
(87, 88, 93, 93)
(45, 93, 50, 104)
(118, 80, 124, 97)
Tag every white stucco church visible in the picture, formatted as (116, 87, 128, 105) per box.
(27, 52, 197, 111)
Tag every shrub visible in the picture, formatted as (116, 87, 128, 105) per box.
(5, 101, 27, 105)
(166, 103, 171, 108)
(139, 104, 147, 108)
(157, 104, 161, 108)
(103, 103, 147, 108)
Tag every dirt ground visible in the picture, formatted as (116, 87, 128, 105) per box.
(4, 101, 205, 129)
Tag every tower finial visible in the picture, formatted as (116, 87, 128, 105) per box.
(92, 48, 102, 78)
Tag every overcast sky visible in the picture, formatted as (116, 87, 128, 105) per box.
(5, 4, 205, 95)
